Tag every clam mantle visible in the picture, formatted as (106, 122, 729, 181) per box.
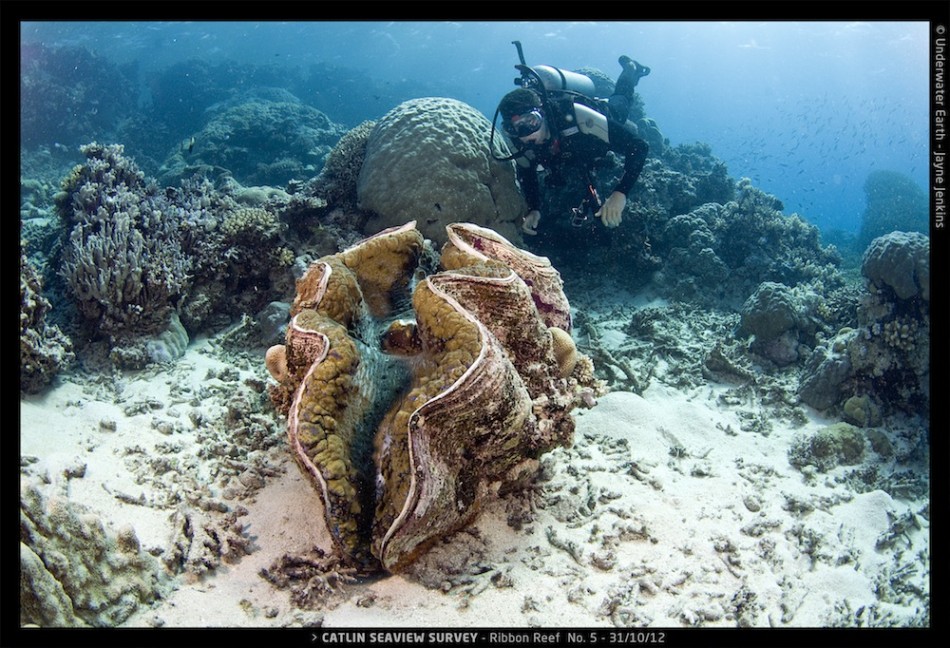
(266, 221, 595, 572)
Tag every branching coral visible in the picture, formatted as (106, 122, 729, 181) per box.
(57, 143, 190, 339)
(221, 207, 284, 245)
(20, 250, 74, 393)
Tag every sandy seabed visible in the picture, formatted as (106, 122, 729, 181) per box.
(18, 285, 930, 633)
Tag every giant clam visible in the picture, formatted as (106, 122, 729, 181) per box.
(266, 221, 592, 572)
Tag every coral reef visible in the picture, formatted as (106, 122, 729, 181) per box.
(654, 179, 841, 306)
(20, 251, 74, 394)
(858, 170, 928, 251)
(525, 132, 841, 316)
(797, 329, 855, 411)
(56, 143, 191, 341)
(357, 97, 527, 246)
(861, 231, 929, 302)
(267, 222, 592, 573)
(526, 144, 828, 308)
(170, 175, 295, 336)
(311, 120, 377, 208)
(21, 44, 137, 150)
(147, 63, 294, 143)
(49, 143, 301, 367)
(738, 282, 820, 367)
(157, 99, 346, 188)
(739, 282, 803, 342)
(798, 232, 929, 418)
(658, 143, 735, 210)
(788, 423, 867, 473)
(20, 481, 167, 627)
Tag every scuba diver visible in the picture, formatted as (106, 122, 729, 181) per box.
(492, 45, 651, 236)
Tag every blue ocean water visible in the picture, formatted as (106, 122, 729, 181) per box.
(21, 20, 929, 237)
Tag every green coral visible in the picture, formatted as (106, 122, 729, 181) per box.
(789, 422, 867, 472)
(842, 395, 882, 428)
(221, 207, 282, 243)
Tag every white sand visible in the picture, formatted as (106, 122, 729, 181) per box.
(19, 322, 930, 629)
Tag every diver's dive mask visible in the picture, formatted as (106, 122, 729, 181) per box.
(504, 108, 544, 138)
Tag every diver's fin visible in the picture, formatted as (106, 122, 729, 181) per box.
(619, 55, 650, 80)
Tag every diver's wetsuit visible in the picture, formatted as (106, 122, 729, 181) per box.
(513, 93, 649, 215)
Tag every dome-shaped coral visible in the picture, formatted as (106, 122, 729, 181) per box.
(861, 231, 929, 302)
(357, 97, 526, 246)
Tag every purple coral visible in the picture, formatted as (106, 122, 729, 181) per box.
(57, 143, 190, 339)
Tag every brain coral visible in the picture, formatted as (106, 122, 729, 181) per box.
(356, 97, 527, 247)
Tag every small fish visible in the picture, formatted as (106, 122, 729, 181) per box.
(181, 136, 195, 154)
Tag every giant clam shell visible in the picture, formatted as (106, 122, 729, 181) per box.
(372, 267, 538, 572)
(275, 222, 423, 569)
(268, 221, 583, 573)
(441, 222, 573, 332)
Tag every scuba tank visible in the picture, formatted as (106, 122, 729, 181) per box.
(490, 40, 599, 161)
(518, 64, 596, 98)
(509, 40, 596, 102)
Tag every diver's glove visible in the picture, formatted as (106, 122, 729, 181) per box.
(522, 210, 541, 235)
(596, 191, 626, 228)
